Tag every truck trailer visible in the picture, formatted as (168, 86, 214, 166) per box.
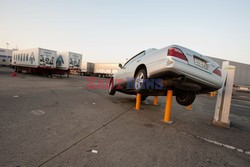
(78, 62, 94, 76)
(0, 48, 13, 66)
(56, 52, 82, 70)
(12, 48, 69, 76)
(94, 63, 119, 78)
(12, 48, 56, 68)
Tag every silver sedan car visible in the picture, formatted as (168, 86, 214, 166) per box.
(108, 45, 223, 106)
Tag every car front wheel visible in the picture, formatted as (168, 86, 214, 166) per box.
(108, 78, 116, 95)
(134, 69, 147, 93)
(176, 91, 196, 106)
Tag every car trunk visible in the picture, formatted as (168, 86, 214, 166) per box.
(182, 49, 215, 74)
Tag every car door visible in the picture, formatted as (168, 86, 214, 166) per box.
(132, 50, 146, 69)
(115, 51, 146, 87)
(122, 51, 146, 82)
(118, 57, 136, 83)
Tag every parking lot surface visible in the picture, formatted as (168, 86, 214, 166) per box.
(0, 67, 250, 167)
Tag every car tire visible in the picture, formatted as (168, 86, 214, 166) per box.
(108, 78, 116, 95)
(134, 69, 147, 93)
(176, 91, 196, 106)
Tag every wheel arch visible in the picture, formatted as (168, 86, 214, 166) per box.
(134, 64, 147, 78)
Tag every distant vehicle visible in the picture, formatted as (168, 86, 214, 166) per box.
(79, 62, 95, 76)
(108, 45, 223, 106)
(12, 48, 57, 69)
(56, 52, 82, 70)
(12, 48, 70, 77)
(94, 63, 120, 78)
(0, 48, 13, 66)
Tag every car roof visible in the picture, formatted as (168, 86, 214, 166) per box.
(145, 48, 158, 53)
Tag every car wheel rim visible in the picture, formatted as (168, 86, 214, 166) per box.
(135, 72, 144, 89)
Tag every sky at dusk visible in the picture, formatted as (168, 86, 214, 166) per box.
(1, 0, 250, 64)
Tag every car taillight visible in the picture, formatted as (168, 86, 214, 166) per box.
(213, 68, 221, 77)
(167, 48, 188, 61)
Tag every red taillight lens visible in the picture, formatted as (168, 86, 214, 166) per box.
(167, 48, 188, 61)
(213, 68, 221, 77)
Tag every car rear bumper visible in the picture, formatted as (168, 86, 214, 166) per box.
(148, 58, 223, 90)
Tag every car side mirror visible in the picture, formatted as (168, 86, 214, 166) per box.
(119, 63, 123, 69)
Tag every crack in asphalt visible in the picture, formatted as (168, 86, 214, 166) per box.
(37, 106, 133, 167)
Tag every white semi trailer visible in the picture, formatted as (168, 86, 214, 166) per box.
(94, 63, 119, 77)
(56, 52, 82, 70)
(0, 48, 13, 66)
(12, 48, 57, 68)
(79, 62, 94, 76)
(12, 48, 70, 77)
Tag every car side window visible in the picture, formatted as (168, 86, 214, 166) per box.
(123, 59, 133, 68)
(123, 51, 145, 68)
(136, 51, 146, 59)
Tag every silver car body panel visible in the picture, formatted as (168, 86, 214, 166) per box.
(113, 45, 223, 92)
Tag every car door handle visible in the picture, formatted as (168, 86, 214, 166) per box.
(137, 60, 141, 62)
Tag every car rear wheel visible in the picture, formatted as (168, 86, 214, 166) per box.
(108, 78, 116, 95)
(176, 91, 196, 106)
(141, 95, 148, 101)
(134, 69, 147, 93)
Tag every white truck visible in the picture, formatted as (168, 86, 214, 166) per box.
(12, 48, 57, 68)
(94, 63, 119, 77)
(0, 48, 13, 66)
(12, 48, 70, 76)
(56, 52, 82, 70)
(79, 62, 94, 76)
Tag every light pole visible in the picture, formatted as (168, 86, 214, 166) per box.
(6, 43, 9, 49)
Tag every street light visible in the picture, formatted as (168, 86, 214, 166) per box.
(6, 43, 9, 49)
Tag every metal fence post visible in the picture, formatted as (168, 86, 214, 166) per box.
(135, 93, 141, 110)
(153, 96, 158, 106)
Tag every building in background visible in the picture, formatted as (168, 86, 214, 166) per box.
(209, 57, 250, 86)
(0, 48, 13, 66)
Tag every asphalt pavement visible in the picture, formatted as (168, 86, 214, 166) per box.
(0, 67, 250, 167)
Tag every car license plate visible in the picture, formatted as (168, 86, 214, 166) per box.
(194, 57, 207, 69)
